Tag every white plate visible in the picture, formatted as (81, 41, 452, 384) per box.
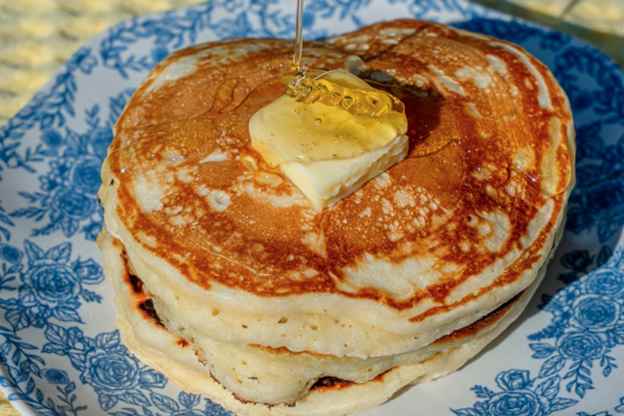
(1, 1, 623, 415)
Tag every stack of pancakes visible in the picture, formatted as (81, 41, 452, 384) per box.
(98, 20, 575, 416)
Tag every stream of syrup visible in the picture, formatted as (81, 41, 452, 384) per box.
(293, 0, 305, 74)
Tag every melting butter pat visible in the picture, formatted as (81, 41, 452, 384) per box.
(249, 69, 408, 209)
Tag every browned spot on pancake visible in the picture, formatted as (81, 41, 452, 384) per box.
(138, 299, 164, 327)
(108, 21, 573, 316)
(310, 370, 392, 392)
(310, 376, 352, 391)
(127, 274, 144, 294)
(177, 338, 189, 348)
(118, 248, 167, 328)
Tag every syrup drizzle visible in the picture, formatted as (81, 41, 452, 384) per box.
(285, 71, 405, 117)
(293, 0, 305, 74)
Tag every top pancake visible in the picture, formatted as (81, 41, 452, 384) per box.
(100, 20, 574, 357)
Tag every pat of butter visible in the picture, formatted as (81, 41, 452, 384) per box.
(249, 70, 408, 209)
(281, 135, 408, 209)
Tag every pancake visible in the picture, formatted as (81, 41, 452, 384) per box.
(98, 18, 575, 412)
(99, 228, 557, 414)
(99, 19, 574, 361)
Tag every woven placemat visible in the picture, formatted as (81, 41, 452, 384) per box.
(0, 0, 202, 124)
(509, 0, 624, 35)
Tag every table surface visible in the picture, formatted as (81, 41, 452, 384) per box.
(0, 0, 623, 414)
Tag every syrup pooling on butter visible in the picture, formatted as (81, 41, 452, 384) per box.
(250, 69, 408, 165)
(285, 71, 405, 118)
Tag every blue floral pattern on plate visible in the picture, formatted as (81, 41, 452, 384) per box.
(0, 0, 622, 414)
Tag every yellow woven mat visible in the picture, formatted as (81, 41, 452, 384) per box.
(0, 0, 202, 123)
(509, 0, 624, 35)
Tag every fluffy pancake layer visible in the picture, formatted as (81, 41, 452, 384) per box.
(99, 229, 555, 411)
